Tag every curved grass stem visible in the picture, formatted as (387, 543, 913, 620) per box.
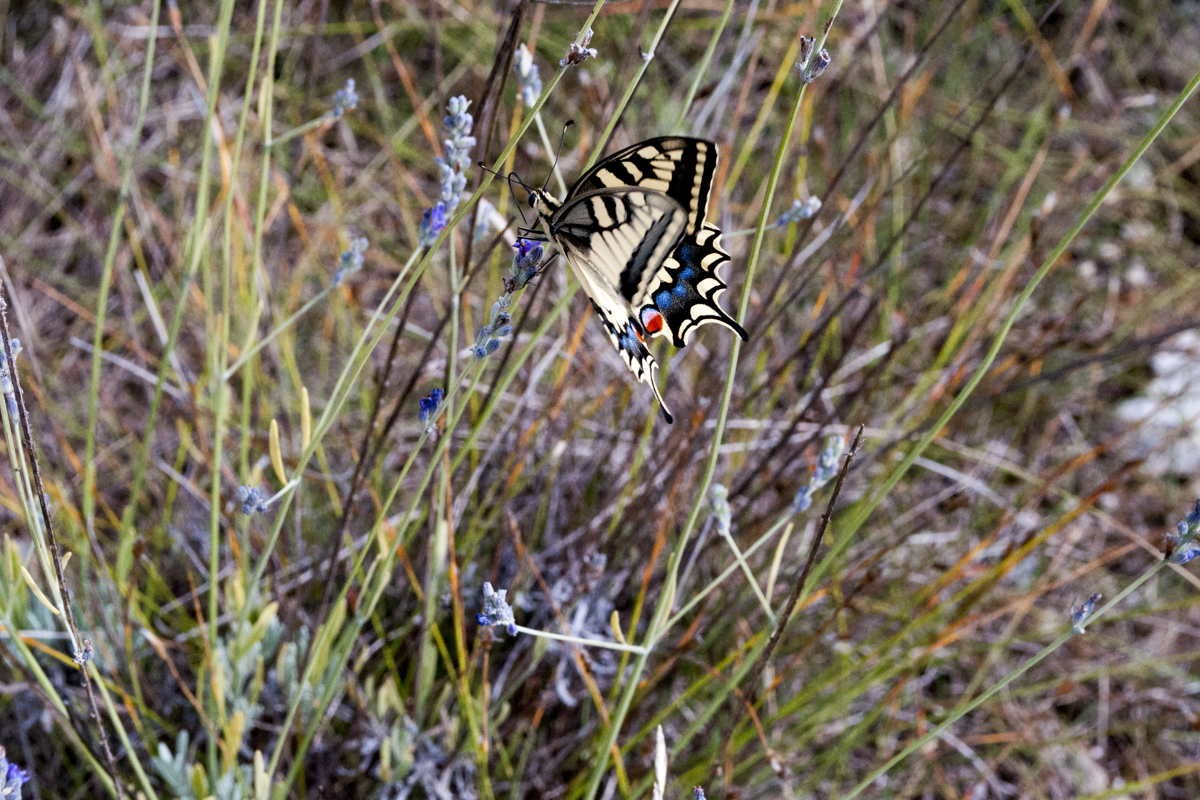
(580, 4, 845, 796)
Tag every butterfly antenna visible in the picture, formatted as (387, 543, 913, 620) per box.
(508, 173, 531, 226)
(541, 119, 574, 194)
(477, 161, 505, 180)
(478, 161, 534, 226)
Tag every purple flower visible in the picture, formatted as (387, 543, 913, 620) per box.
(419, 202, 448, 248)
(418, 388, 444, 425)
(0, 747, 31, 797)
(514, 238, 542, 263)
(331, 78, 359, 118)
(332, 236, 368, 285)
(798, 35, 831, 83)
(479, 582, 518, 636)
(473, 296, 514, 359)
(235, 485, 270, 515)
(560, 27, 599, 66)
(1070, 593, 1102, 634)
(792, 434, 845, 512)
(1168, 499, 1200, 564)
(437, 96, 475, 209)
(505, 238, 544, 293)
(513, 44, 543, 107)
(1170, 542, 1200, 565)
(777, 196, 822, 226)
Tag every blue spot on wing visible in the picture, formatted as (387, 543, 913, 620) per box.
(647, 227, 747, 347)
(618, 322, 643, 355)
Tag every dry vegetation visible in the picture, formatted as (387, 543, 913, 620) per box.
(2, 0, 1200, 798)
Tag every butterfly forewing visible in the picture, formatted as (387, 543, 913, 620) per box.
(568, 137, 716, 235)
(562, 137, 746, 349)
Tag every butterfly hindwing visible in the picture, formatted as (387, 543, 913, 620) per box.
(551, 188, 687, 422)
(632, 223, 749, 348)
(585, 298, 673, 424)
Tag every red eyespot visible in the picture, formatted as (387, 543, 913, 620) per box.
(640, 308, 664, 335)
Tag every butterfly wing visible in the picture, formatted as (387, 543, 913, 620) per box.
(551, 188, 687, 422)
(568, 137, 717, 234)
(565, 137, 746, 347)
(631, 224, 748, 348)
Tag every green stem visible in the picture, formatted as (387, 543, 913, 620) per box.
(222, 286, 334, 381)
(675, 0, 736, 130)
(844, 562, 1168, 797)
(586, 0, 682, 166)
(810, 65, 1200, 598)
(267, 114, 332, 147)
(237, 2, 609, 622)
(579, 4, 845, 796)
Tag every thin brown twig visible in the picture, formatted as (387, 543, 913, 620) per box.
(0, 288, 126, 798)
(747, 424, 864, 702)
(731, 298, 879, 499)
(461, 0, 527, 271)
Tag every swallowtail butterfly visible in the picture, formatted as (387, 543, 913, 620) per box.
(525, 137, 748, 423)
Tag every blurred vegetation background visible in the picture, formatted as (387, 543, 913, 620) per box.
(1, 0, 1200, 797)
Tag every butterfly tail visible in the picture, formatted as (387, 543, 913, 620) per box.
(647, 365, 675, 424)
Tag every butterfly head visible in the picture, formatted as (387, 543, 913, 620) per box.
(527, 188, 560, 220)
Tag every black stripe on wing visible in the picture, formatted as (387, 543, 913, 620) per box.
(568, 137, 717, 235)
(638, 224, 748, 349)
(620, 209, 683, 300)
(551, 188, 687, 304)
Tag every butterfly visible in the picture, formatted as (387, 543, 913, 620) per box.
(523, 136, 748, 423)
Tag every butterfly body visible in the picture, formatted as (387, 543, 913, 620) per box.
(527, 137, 747, 423)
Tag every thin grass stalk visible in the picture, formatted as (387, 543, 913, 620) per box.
(760, 486, 1160, 787)
(844, 561, 1169, 797)
(2, 297, 126, 796)
(225, 0, 273, 486)
(266, 289, 577, 786)
(755, 0, 969, 322)
(586, 0, 682, 166)
(674, 0, 736, 130)
(609, 0, 739, 671)
(0, 629, 119, 796)
(234, 2, 612, 614)
(415, 232, 465, 720)
(223, 280, 331, 381)
(114, 2, 236, 589)
(270, 294, 576, 794)
(579, 5, 845, 796)
(82, 0, 164, 547)
(91, 661, 159, 799)
(195, 5, 242, 781)
(809, 66, 1200, 598)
